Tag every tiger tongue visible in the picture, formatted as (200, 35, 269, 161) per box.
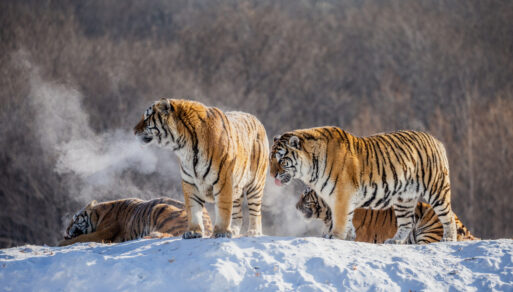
(274, 178, 282, 186)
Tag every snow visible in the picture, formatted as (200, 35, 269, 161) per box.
(1, 237, 512, 291)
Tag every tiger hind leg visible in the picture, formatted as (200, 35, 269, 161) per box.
(182, 181, 205, 239)
(410, 204, 443, 244)
(385, 201, 417, 244)
(432, 203, 457, 242)
(426, 180, 457, 242)
(213, 174, 234, 238)
(246, 186, 264, 236)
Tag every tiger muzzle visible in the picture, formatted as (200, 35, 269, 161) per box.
(274, 173, 291, 186)
(135, 133, 153, 144)
(65, 224, 84, 239)
(142, 136, 153, 143)
(296, 202, 313, 218)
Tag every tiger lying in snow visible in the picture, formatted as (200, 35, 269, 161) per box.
(59, 197, 212, 246)
(296, 188, 477, 244)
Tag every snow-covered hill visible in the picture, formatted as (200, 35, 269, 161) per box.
(1, 237, 512, 291)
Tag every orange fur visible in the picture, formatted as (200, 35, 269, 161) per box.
(271, 127, 458, 243)
(297, 189, 477, 243)
(134, 99, 269, 238)
(58, 198, 211, 246)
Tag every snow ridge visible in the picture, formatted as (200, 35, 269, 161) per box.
(1, 237, 512, 291)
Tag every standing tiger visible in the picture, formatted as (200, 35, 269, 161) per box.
(134, 99, 269, 238)
(271, 127, 457, 243)
(296, 188, 477, 244)
(58, 198, 212, 246)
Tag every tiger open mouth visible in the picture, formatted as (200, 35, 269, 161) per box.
(274, 173, 291, 186)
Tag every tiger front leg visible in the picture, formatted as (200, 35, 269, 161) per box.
(385, 201, 417, 244)
(58, 222, 120, 246)
(182, 181, 205, 239)
(213, 175, 233, 238)
(326, 186, 355, 240)
(343, 209, 356, 240)
(231, 191, 243, 237)
(321, 220, 333, 238)
(246, 185, 264, 236)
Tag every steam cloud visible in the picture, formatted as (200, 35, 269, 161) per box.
(19, 52, 318, 237)
(262, 182, 326, 237)
(20, 54, 180, 203)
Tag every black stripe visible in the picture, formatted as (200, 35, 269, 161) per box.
(176, 113, 200, 177)
(156, 212, 183, 230)
(361, 183, 378, 208)
(202, 154, 213, 179)
(310, 154, 319, 183)
(190, 195, 205, 206)
(328, 175, 338, 196)
(213, 154, 228, 186)
(181, 165, 193, 178)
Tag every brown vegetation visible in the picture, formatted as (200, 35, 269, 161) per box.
(1, 0, 512, 247)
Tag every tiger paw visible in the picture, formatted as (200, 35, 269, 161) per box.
(146, 232, 173, 239)
(58, 239, 73, 246)
(246, 230, 262, 237)
(323, 233, 340, 239)
(213, 225, 232, 239)
(213, 231, 233, 238)
(384, 238, 404, 244)
(231, 227, 242, 237)
(441, 237, 457, 242)
(182, 231, 203, 239)
(344, 229, 356, 241)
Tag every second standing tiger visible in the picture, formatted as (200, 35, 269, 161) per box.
(270, 127, 457, 243)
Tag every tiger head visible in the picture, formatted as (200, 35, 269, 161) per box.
(296, 187, 330, 220)
(134, 98, 208, 151)
(64, 200, 98, 240)
(133, 98, 176, 147)
(296, 187, 316, 219)
(270, 132, 311, 186)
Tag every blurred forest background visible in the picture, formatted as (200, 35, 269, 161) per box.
(1, 0, 512, 248)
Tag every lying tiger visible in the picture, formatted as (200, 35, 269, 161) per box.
(59, 198, 212, 246)
(296, 188, 477, 243)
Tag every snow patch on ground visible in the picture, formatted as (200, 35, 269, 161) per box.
(1, 237, 512, 291)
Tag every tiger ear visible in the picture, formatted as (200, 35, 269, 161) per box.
(288, 135, 301, 150)
(86, 200, 97, 208)
(156, 98, 174, 114)
(273, 135, 281, 142)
